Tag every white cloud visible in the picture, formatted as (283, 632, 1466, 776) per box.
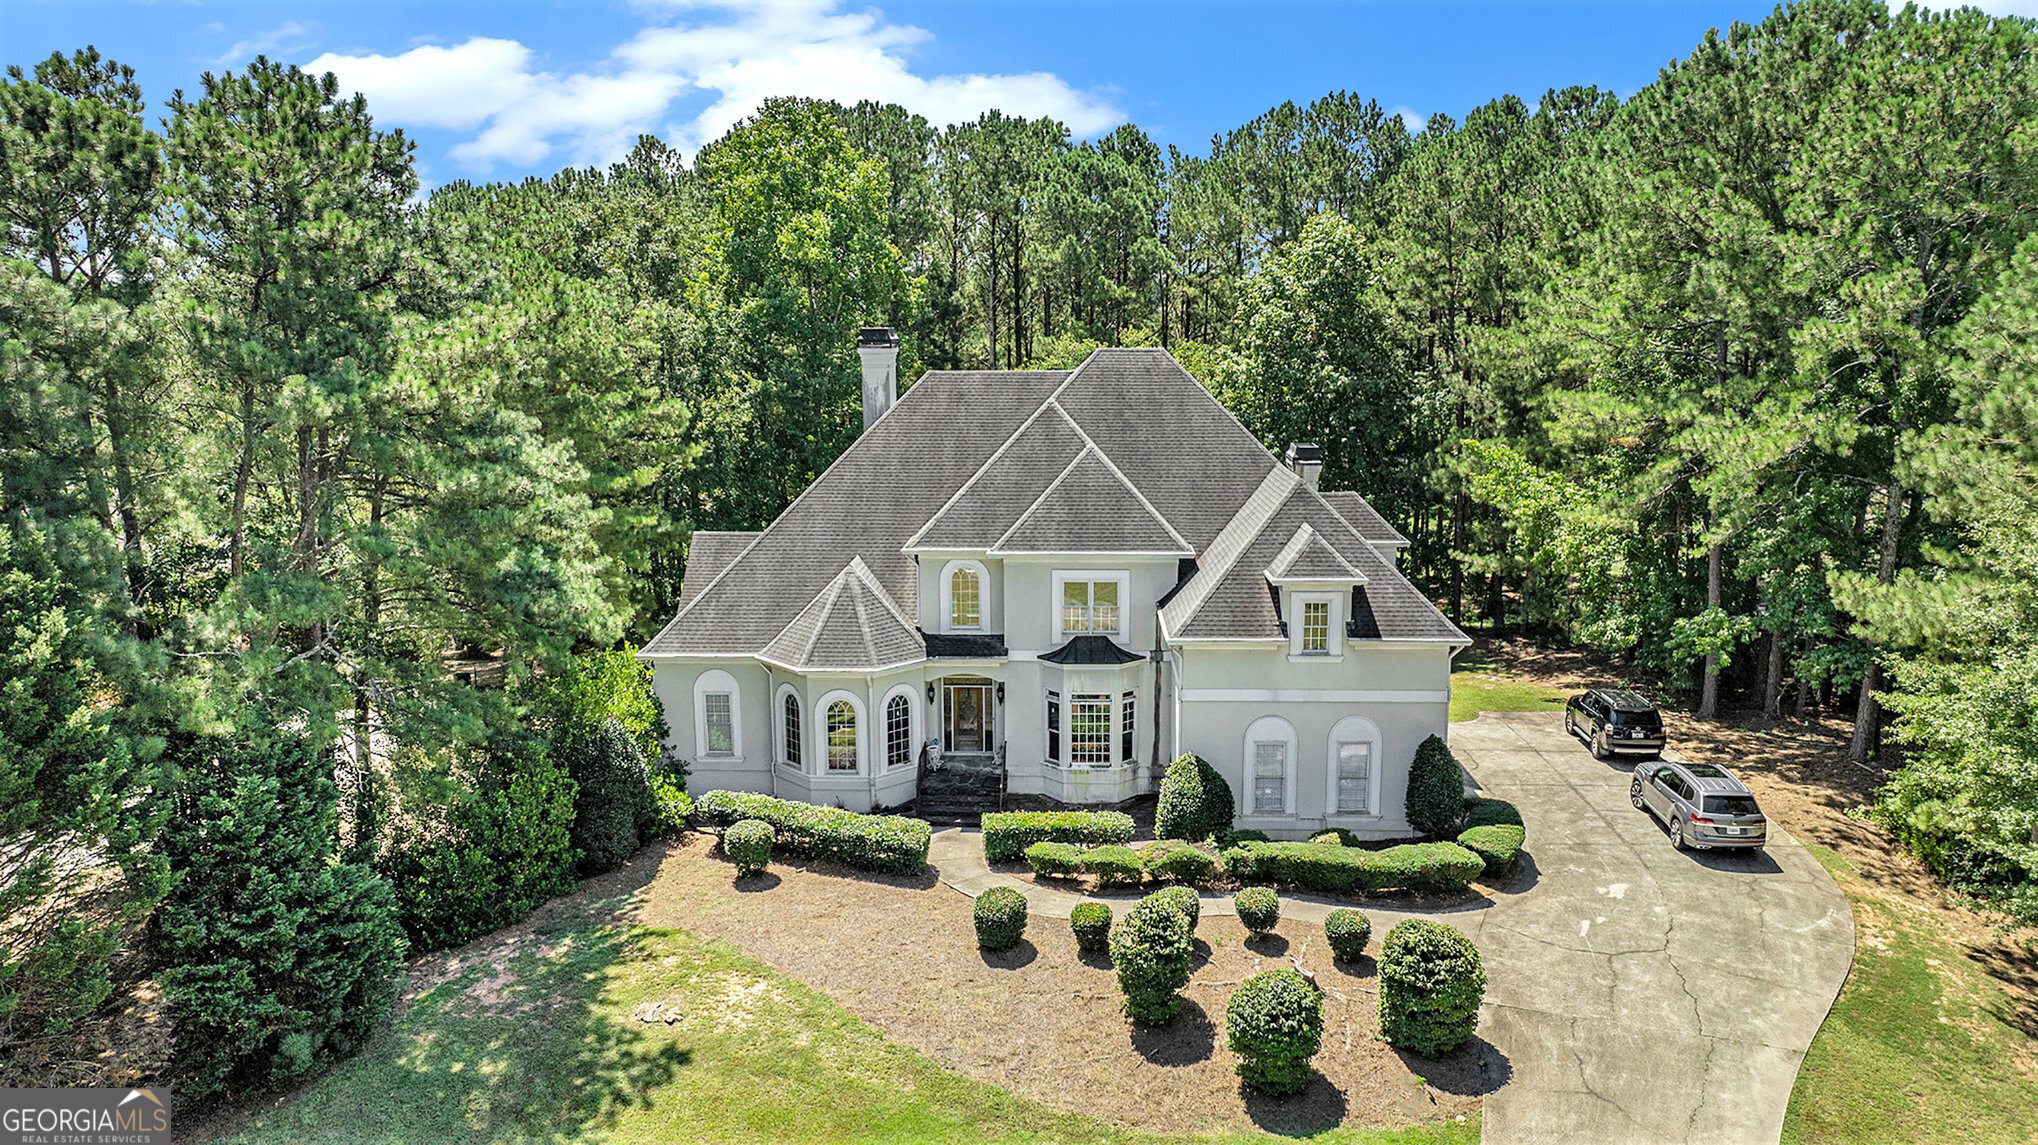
(305, 0, 1123, 173)
(212, 20, 317, 68)
(1967, 2, 2038, 15)
(1387, 105, 1425, 133)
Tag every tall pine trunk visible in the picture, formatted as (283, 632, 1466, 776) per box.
(1699, 540, 1723, 720)
(1849, 476, 1907, 764)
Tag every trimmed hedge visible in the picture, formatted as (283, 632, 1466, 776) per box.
(723, 819, 774, 876)
(1079, 844, 1147, 886)
(694, 790, 930, 874)
(1070, 902, 1113, 953)
(1308, 827, 1361, 847)
(1457, 823, 1526, 875)
(1155, 753, 1235, 843)
(1023, 840, 1084, 878)
(1218, 828, 1270, 850)
(1235, 886, 1280, 934)
(1379, 918, 1485, 1058)
(1111, 892, 1195, 1024)
(1144, 839, 1218, 884)
(1221, 841, 1484, 895)
(981, 810, 1135, 863)
(1406, 734, 1467, 839)
(1462, 796, 1523, 829)
(1152, 884, 1202, 932)
(973, 887, 1029, 950)
(1226, 967, 1325, 1096)
(1325, 909, 1371, 962)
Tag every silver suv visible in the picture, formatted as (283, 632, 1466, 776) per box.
(1630, 761, 1767, 851)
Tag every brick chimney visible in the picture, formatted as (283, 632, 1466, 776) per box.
(1286, 442, 1323, 490)
(858, 327, 900, 431)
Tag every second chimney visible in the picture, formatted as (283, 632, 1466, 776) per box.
(858, 327, 900, 431)
(1286, 442, 1323, 490)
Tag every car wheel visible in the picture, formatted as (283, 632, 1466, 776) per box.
(1668, 818, 1687, 851)
(1630, 779, 1645, 809)
(1565, 712, 1575, 737)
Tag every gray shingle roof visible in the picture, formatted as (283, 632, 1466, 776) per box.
(674, 531, 760, 611)
(993, 447, 1191, 555)
(1265, 523, 1363, 582)
(906, 404, 1087, 551)
(1321, 490, 1409, 546)
(757, 558, 923, 671)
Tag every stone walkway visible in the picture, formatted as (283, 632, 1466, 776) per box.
(926, 711, 1856, 1145)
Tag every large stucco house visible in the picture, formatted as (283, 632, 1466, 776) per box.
(640, 331, 1469, 838)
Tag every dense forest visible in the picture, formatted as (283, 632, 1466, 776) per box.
(3, 0, 2035, 1105)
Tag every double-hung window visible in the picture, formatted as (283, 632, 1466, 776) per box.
(1252, 740, 1288, 815)
(1060, 578, 1120, 635)
(1336, 741, 1372, 814)
(1069, 693, 1113, 766)
(702, 692, 735, 756)
(1300, 600, 1331, 653)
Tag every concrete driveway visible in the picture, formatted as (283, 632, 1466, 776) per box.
(1455, 712, 1854, 1145)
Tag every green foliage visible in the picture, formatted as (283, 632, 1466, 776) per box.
(1379, 919, 1486, 1059)
(971, 887, 1028, 950)
(556, 718, 650, 875)
(1457, 824, 1526, 875)
(1142, 839, 1218, 884)
(1222, 841, 1484, 895)
(1022, 841, 1083, 879)
(1110, 893, 1194, 1025)
(377, 740, 578, 952)
(1406, 735, 1466, 839)
(1154, 753, 1235, 843)
(980, 810, 1134, 863)
(723, 820, 774, 877)
(153, 733, 407, 1107)
(525, 648, 670, 772)
(694, 791, 930, 874)
(645, 756, 694, 837)
(1217, 828, 1270, 850)
(1309, 828, 1361, 847)
(1150, 885, 1201, 932)
(1077, 845, 1147, 887)
(1069, 902, 1113, 954)
(1461, 797, 1522, 829)
(1225, 968, 1325, 1096)
(1234, 886, 1281, 935)
(1324, 909, 1372, 962)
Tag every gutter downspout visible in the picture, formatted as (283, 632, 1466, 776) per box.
(766, 666, 781, 800)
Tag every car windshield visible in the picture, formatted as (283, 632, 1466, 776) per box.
(1702, 795, 1761, 816)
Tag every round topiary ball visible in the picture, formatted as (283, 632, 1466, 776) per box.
(1225, 966, 1325, 1095)
(723, 819, 774, 877)
(1235, 886, 1280, 935)
(1070, 901, 1113, 953)
(1151, 885, 1201, 932)
(1324, 908, 1372, 962)
(1379, 918, 1486, 1058)
(974, 886, 1029, 950)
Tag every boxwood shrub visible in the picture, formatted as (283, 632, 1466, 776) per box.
(1221, 841, 1484, 895)
(1023, 840, 1084, 879)
(1462, 796, 1523, 829)
(1070, 901, 1113, 953)
(1379, 918, 1486, 1058)
(1111, 893, 1195, 1024)
(1406, 734, 1467, 839)
(1151, 884, 1201, 932)
(1308, 827, 1361, 847)
(1225, 967, 1325, 1096)
(1324, 908, 1371, 962)
(1457, 823, 1527, 875)
(1155, 753, 1234, 843)
(1079, 844, 1147, 886)
(1217, 828, 1270, 851)
(1144, 839, 1218, 884)
(1235, 886, 1280, 934)
(694, 790, 931, 874)
(973, 887, 1029, 950)
(981, 810, 1135, 863)
(723, 819, 774, 876)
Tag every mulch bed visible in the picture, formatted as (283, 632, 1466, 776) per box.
(632, 834, 1489, 1137)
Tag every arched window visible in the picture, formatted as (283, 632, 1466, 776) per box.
(827, 700, 858, 772)
(781, 691, 802, 768)
(1328, 716, 1384, 816)
(1243, 716, 1298, 817)
(943, 560, 985, 630)
(886, 692, 913, 771)
(693, 669, 741, 759)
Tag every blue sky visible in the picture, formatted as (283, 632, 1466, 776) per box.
(4, 1, 2029, 186)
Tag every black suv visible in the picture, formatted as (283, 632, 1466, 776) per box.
(1565, 689, 1666, 759)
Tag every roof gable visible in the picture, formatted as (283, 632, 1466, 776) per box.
(993, 446, 1193, 555)
(757, 557, 923, 672)
(1265, 523, 1364, 583)
(905, 403, 1087, 551)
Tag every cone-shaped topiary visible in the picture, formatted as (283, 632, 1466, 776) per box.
(1406, 735, 1467, 839)
(723, 819, 774, 876)
(1070, 901, 1113, 953)
(1226, 967, 1325, 1095)
(973, 886, 1028, 950)
(1324, 908, 1371, 962)
(1235, 885, 1280, 934)
(1112, 892, 1194, 1024)
(1379, 918, 1485, 1057)
(1155, 753, 1235, 843)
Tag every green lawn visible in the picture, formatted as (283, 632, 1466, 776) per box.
(1781, 845, 2038, 1144)
(211, 900, 1477, 1144)
(1448, 670, 1568, 723)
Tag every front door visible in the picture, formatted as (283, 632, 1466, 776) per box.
(944, 682, 994, 753)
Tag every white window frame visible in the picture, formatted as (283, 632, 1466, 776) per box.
(1068, 692, 1114, 767)
(693, 669, 743, 760)
(776, 683, 804, 770)
(1121, 690, 1137, 764)
(1051, 570, 1131, 642)
(1045, 689, 1062, 764)
(1288, 591, 1343, 658)
(940, 559, 990, 633)
(817, 689, 866, 776)
(1328, 715, 1384, 817)
(1243, 715, 1299, 817)
(882, 683, 918, 772)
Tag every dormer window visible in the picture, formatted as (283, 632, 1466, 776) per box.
(1301, 600, 1331, 653)
(1288, 591, 1344, 658)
